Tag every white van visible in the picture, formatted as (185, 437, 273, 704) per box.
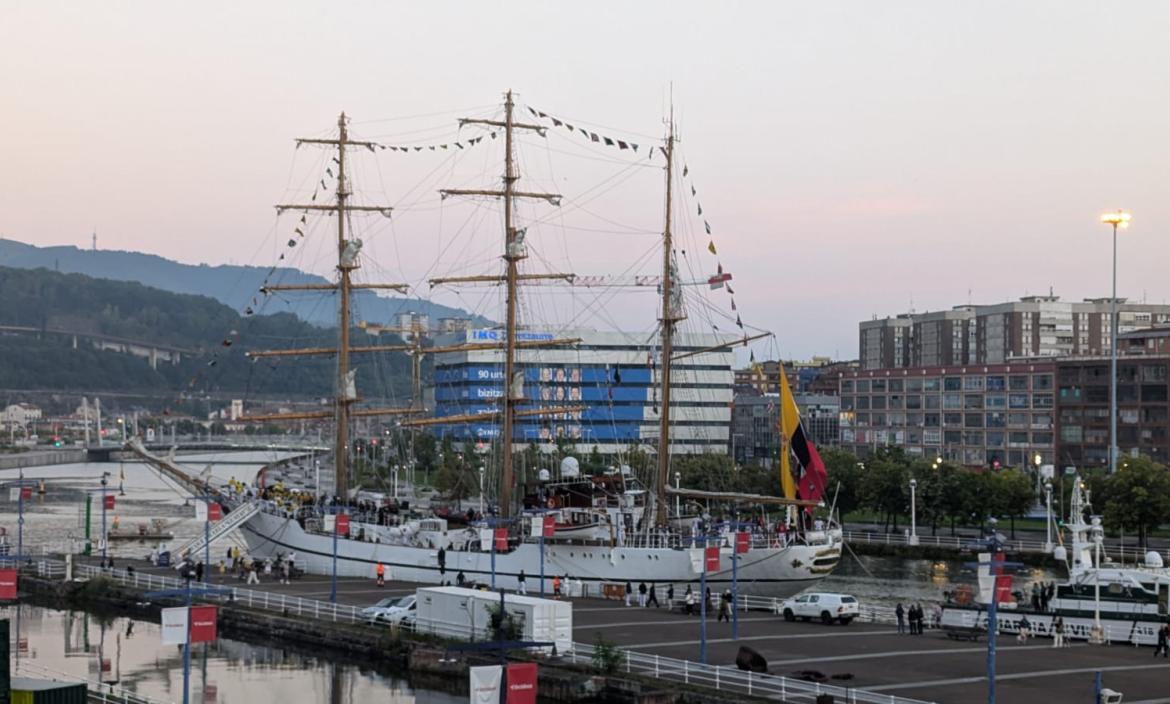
(779, 593, 859, 625)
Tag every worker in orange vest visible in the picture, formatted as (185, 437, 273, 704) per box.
(376, 562, 386, 587)
(552, 575, 562, 599)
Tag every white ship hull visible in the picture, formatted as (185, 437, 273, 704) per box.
(239, 510, 840, 598)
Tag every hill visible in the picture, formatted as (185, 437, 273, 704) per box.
(0, 238, 490, 328)
(0, 266, 413, 399)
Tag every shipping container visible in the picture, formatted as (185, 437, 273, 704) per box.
(10, 677, 88, 704)
(414, 586, 572, 654)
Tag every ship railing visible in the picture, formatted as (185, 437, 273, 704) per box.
(840, 529, 1054, 554)
(566, 642, 935, 704)
(13, 660, 174, 704)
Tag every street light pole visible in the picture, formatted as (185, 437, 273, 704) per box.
(100, 473, 109, 562)
(1044, 482, 1053, 553)
(908, 478, 919, 546)
(674, 471, 681, 519)
(1100, 209, 1131, 474)
(478, 466, 486, 517)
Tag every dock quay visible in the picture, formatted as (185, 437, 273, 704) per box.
(12, 554, 1170, 703)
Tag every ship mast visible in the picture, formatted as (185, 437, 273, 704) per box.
(256, 112, 419, 499)
(439, 91, 565, 518)
(655, 111, 679, 527)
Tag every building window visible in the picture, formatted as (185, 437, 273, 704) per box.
(1033, 374, 1054, 390)
(872, 379, 887, 392)
(1008, 413, 1030, 427)
(925, 395, 941, 410)
(1120, 408, 1139, 424)
(986, 412, 1006, 428)
(944, 377, 962, 391)
(1009, 375, 1029, 391)
(944, 412, 963, 426)
(964, 413, 984, 428)
(986, 376, 1006, 391)
(1033, 394, 1054, 409)
(1059, 386, 1082, 401)
(924, 378, 941, 391)
(1143, 385, 1169, 402)
(944, 430, 962, 444)
(889, 395, 904, 410)
(986, 432, 1005, 448)
(964, 395, 984, 410)
(1009, 431, 1029, 446)
(986, 394, 1006, 409)
(924, 413, 941, 427)
(924, 429, 941, 444)
(871, 396, 887, 410)
(841, 380, 854, 393)
(1008, 393, 1029, 409)
(906, 395, 922, 410)
(963, 376, 985, 391)
(889, 379, 903, 392)
(856, 380, 870, 393)
(1141, 365, 1167, 383)
(907, 378, 923, 393)
(856, 396, 870, 410)
(943, 394, 962, 410)
(963, 431, 984, 446)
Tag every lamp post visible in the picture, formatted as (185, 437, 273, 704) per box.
(674, 471, 681, 518)
(1100, 209, 1131, 474)
(1032, 452, 1043, 497)
(478, 466, 486, 517)
(908, 478, 919, 546)
(392, 465, 399, 501)
(100, 472, 110, 562)
(1044, 482, 1054, 553)
(1090, 516, 1105, 643)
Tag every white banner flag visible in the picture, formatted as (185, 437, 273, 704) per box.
(529, 517, 543, 538)
(8, 488, 19, 502)
(469, 665, 502, 704)
(195, 502, 208, 522)
(688, 548, 705, 574)
(323, 515, 336, 533)
(161, 606, 189, 645)
(479, 528, 493, 552)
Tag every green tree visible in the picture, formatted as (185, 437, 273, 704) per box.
(992, 469, 1037, 539)
(1097, 456, 1170, 547)
(821, 448, 863, 518)
(860, 448, 910, 532)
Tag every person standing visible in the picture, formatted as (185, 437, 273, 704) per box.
(896, 603, 906, 634)
(625, 580, 633, 607)
(376, 562, 386, 587)
(684, 586, 695, 616)
(647, 583, 660, 608)
(638, 581, 648, 608)
(666, 584, 675, 610)
(1053, 616, 1065, 648)
(438, 546, 447, 580)
(1157, 624, 1169, 658)
(552, 575, 561, 599)
(718, 590, 732, 623)
(518, 570, 527, 595)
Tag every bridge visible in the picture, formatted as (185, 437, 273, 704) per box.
(85, 438, 328, 462)
(0, 324, 197, 369)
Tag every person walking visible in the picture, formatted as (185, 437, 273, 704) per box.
(1017, 615, 1031, 642)
(195, 562, 204, 582)
(517, 569, 527, 596)
(246, 562, 260, 585)
(1031, 583, 1041, 612)
(437, 546, 446, 579)
(552, 575, 561, 599)
(376, 562, 386, 587)
(457, 571, 467, 588)
(638, 581, 648, 608)
(647, 583, 660, 608)
(280, 560, 290, 585)
(1157, 624, 1169, 658)
(625, 580, 634, 607)
(718, 590, 732, 622)
(896, 603, 906, 634)
(684, 586, 695, 616)
(666, 584, 675, 611)
(1053, 616, 1065, 648)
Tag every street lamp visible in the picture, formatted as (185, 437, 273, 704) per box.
(908, 478, 919, 546)
(932, 456, 942, 471)
(674, 471, 681, 518)
(391, 464, 399, 501)
(1033, 452, 1043, 498)
(1044, 482, 1054, 553)
(478, 466, 485, 516)
(1100, 209, 1131, 474)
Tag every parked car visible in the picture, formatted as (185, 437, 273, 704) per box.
(780, 593, 859, 625)
(361, 595, 417, 624)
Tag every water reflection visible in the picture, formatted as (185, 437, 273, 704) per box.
(1, 604, 458, 704)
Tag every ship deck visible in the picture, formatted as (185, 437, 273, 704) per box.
(84, 556, 1170, 703)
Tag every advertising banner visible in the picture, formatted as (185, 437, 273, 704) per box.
(20, 487, 31, 501)
(208, 503, 222, 521)
(494, 528, 508, 551)
(0, 568, 17, 600)
(161, 607, 189, 645)
(735, 532, 751, 554)
(336, 514, 350, 537)
(189, 605, 218, 643)
(543, 515, 555, 538)
(103, 494, 115, 510)
(506, 662, 537, 704)
(704, 546, 721, 572)
(469, 665, 502, 704)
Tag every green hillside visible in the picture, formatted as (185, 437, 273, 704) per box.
(0, 266, 412, 398)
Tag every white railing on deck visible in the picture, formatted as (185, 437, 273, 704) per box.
(13, 660, 174, 704)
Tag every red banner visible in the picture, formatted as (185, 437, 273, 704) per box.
(0, 568, 17, 600)
(704, 546, 720, 572)
(19, 486, 32, 500)
(495, 528, 509, 551)
(103, 494, 115, 510)
(506, 662, 538, 704)
(189, 605, 218, 643)
(735, 532, 750, 554)
(542, 516, 555, 538)
(335, 514, 349, 537)
(208, 503, 222, 522)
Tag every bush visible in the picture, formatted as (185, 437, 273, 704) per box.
(591, 634, 624, 674)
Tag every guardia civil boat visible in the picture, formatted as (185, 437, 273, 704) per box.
(127, 93, 841, 598)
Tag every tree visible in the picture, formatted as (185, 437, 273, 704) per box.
(1097, 456, 1170, 547)
(860, 448, 910, 532)
(992, 469, 1036, 539)
(822, 448, 863, 518)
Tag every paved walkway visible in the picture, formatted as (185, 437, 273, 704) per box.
(78, 555, 1167, 703)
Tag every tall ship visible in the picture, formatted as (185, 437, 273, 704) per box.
(129, 92, 842, 597)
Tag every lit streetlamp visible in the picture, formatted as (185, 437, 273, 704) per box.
(478, 466, 486, 516)
(1100, 209, 1131, 474)
(908, 478, 919, 546)
(674, 471, 681, 518)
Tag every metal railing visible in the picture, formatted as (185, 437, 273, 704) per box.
(566, 642, 935, 704)
(13, 661, 174, 704)
(841, 529, 1052, 554)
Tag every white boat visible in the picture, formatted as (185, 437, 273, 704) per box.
(126, 95, 843, 598)
(941, 475, 1170, 645)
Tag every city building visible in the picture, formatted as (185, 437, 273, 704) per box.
(838, 362, 1057, 467)
(731, 392, 839, 467)
(1, 403, 42, 430)
(860, 296, 1170, 369)
(859, 316, 912, 370)
(429, 327, 736, 455)
(437, 317, 473, 334)
(733, 357, 849, 396)
(1054, 355, 1170, 466)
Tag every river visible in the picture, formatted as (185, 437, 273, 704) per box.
(2, 603, 459, 704)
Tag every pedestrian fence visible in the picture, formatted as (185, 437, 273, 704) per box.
(565, 642, 935, 704)
(12, 660, 174, 704)
(841, 530, 1053, 554)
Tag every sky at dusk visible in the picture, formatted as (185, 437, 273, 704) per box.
(2, 1, 1168, 361)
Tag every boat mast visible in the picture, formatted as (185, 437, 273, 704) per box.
(440, 91, 562, 518)
(655, 111, 678, 527)
(335, 112, 354, 500)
